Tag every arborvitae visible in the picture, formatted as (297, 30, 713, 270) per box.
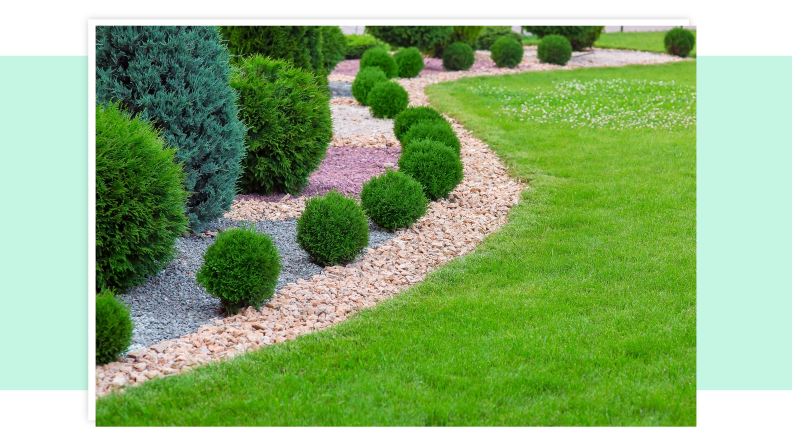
(96, 26, 246, 233)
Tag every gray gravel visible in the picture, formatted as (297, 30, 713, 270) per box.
(119, 218, 395, 351)
(329, 81, 353, 97)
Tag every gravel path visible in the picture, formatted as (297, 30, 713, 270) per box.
(331, 103, 396, 138)
(119, 218, 395, 350)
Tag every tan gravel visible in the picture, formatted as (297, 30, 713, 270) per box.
(95, 46, 687, 398)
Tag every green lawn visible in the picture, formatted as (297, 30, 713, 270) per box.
(594, 31, 697, 58)
(96, 61, 696, 426)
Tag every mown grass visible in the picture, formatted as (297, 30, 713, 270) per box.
(96, 61, 696, 426)
(594, 31, 697, 58)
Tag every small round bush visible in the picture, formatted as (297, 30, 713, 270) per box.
(401, 120, 461, 156)
(351, 66, 388, 106)
(394, 47, 425, 78)
(360, 170, 429, 231)
(393, 106, 446, 140)
(96, 289, 134, 365)
(368, 81, 410, 119)
(297, 190, 370, 266)
(490, 36, 524, 68)
(477, 26, 522, 50)
(442, 42, 475, 71)
(664, 28, 696, 58)
(196, 224, 282, 315)
(96, 101, 189, 293)
(537, 34, 572, 66)
(360, 47, 398, 79)
(232, 55, 333, 195)
(398, 143, 464, 200)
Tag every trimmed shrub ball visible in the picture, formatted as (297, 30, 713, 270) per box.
(345, 34, 390, 60)
(490, 36, 524, 68)
(537, 34, 572, 66)
(368, 81, 410, 119)
(351, 66, 388, 106)
(393, 106, 446, 140)
(394, 47, 425, 78)
(522, 26, 604, 51)
(232, 55, 332, 195)
(196, 224, 282, 315)
(399, 142, 463, 200)
(401, 120, 461, 156)
(296, 190, 370, 266)
(442, 42, 475, 71)
(664, 28, 696, 58)
(360, 47, 398, 79)
(478, 26, 522, 51)
(96, 289, 134, 365)
(360, 169, 429, 231)
(96, 101, 189, 293)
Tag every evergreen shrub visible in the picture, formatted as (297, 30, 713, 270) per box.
(398, 142, 464, 200)
(394, 47, 424, 78)
(537, 34, 573, 65)
(664, 28, 696, 58)
(351, 66, 388, 105)
(365, 26, 454, 53)
(96, 26, 246, 233)
(522, 26, 604, 51)
(360, 47, 398, 79)
(345, 34, 390, 60)
(401, 120, 461, 156)
(442, 42, 475, 71)
(321, 26, 347, 72)
(96, 289, 134, 365)
(231, 55, 332, 195)
(490, 36, 524, 68)
(196, 224, 281, 315)
(393, 106, 446, 140)
(367, 81, 410, 119)
(360, 170, 428, 231)
(95, 101, 189, 293)
(478, 26, 522, 50)
(296, 191, 370, 266)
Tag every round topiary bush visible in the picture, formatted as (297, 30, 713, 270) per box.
(522, 26, 604, 51)
(490, 35, 525, 68)
(96, 289, 134, 365)
(477, 26, 522, 51)
(196, 224, 281, 315)
(96, 26, 247, 233)
(345, 34, 391, 60)
(360, 169, 429, 231)
(442, 42, 476, 71)
(360, 47, 398, 79)
(351, 66, 388, 106)
(398, 142, 464, 200)
(296, 190, 370, 266)
(664, 28, 696, 58)
(393, 106, 446, 140)
(401, 120, 461, 156)
(394, 47, 425, 78)
(537, 34, 573, 66)
(96, 101, 189, 293)
(368, 81, 410, 119)
(231, 55, 332, 195)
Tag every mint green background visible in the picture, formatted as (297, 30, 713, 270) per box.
(0, 57, 88, 389)
(697, 56, 792, 389)
(0, 55, 789, 390)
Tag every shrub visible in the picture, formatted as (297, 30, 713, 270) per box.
(442, 42, 475, 71)
(478, 26, 522, 50)
(522, 26, 604, 51)
(393, 106, 446, 140)
(490, 35, 524, 68)
(401, 120, 461, 156)
(432, 26, 484, 58)
(231, 55, 332, 195)
(321, 26, 347, 72)
(296, 190, 369, 266)
(664, 28, 696, 58)
(196, 224, 281, 315)
(345, 34, 390, 60)
(360, 47, 398, 79)
(96, 101, 189, 292)
(96, 289, 134, 365)
(96, 26, 246, 233)
(398, 142, 464, 200)
(394, 47, 424, 78)
(218, 25, 328, 85)
(365, 26, 454, 53)
(368, 81, 410, 119)
(360, 170, 429, 231)
(351, 66, 388, 105)
(537, 34, 573, 66)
